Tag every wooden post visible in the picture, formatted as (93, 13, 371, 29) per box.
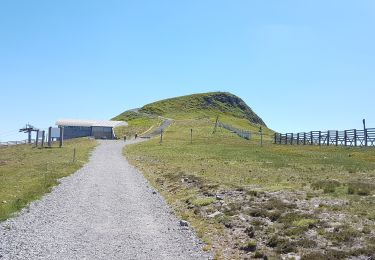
(327, 131, 330, 146)
(344, 130, 347, 146)
(318, 131, 321, 146)
(354, 129, 357, 147)
(336, 131, 338, 146)
(213, 115, 219, 134)
(303, 132, 306, 145)
(28, 131, 32, 144)
(35, 130, 39, 147)
(59, 127, 64, 148)
(363, 119, 367, 147)
(297, 133, 300, 145)
(190, 129, 193, 144)
(48, 127, 52, 147)
(274, 133, 277, 144)
(285, 133, 288, 145)
(290, 133, 293, 145)
(41, 131, 45, 147)
(72, 148, 76, 163)
(310, 131, 313, 145)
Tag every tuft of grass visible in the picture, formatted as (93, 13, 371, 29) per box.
(0, 138, 96, 221)
(191, 197, 216, 207)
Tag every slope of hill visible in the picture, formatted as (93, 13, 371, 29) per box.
(139, 92, 266, 126)
(118, 92, 375, 259)
(113, 92, 270, 138)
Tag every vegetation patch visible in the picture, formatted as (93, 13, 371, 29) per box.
(311, 180, 341, 193)
(122, 92, 375, 258)
(347, 181, 374, 196)
(0, 138, 96, 221)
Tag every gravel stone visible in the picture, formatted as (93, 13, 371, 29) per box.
(0, 140, 211, 260)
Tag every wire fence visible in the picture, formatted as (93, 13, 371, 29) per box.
(218, 121, 252, 140)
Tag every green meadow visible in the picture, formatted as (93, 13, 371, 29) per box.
(0, 138, 96, 221)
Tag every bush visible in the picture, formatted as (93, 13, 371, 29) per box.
(347, 182, 373, 196)
(240, 240, 257, 252)
(311, 180, 341, 193)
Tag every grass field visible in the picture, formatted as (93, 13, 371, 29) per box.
(125, 118, 375, 259)
(0, 138, 96, 221)
(113, 110, 163, 138)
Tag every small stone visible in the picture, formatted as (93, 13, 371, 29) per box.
(152, 191, 157, 195)
(208, 211, 223, 218)
(215, 194, 224, 200)
(179, 220, 189, 227)
(2, 201, 7, 204)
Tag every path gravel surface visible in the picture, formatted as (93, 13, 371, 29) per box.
(0, 140, 210, 260)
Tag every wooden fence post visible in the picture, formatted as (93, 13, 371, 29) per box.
(35, 130, 39, 147)
(297, 133, 300, 145)
(41, 131, 45, 147)
(59, 127, 64, 148)
(336, 131, 338, 146)
(274, 133, 277, 144)
(303, 132, 306, 145)
(354, 129, 357, 147)
(318, 131, 322, 146)
(327, 131, 330, 146)
(310, 131, 313, 145)
(48, 127, 52, 147)
(285, 134, 288, 145)
(291, 133, 294, 145)
(344, 130, 347, 146)
(365, 128, 368, 147)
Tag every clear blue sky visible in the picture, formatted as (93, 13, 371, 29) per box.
(1, 1, 374, 141)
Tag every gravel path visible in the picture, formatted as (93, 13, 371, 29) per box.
(0, 140, 210, 260)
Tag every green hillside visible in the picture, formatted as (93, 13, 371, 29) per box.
(140, 92, 266, 126)
(118, 92, 375, 259)
(113, 92, 271, 138)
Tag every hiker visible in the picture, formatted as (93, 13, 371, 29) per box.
(123, 135, 127, 142)
(135, 133, 138, 139)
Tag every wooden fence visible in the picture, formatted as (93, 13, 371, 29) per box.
(274, 128, 375, 147)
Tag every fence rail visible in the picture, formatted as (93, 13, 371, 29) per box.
(274, 128, 375, 147)
(218, 122, 251, 140)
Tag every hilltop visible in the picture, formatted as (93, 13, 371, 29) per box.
(113, 92, 266, 127)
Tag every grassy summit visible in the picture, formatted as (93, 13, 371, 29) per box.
(113, 92, 269, 138)
(139, 92, 266, 126)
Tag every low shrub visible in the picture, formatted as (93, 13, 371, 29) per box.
(347, 182, 374, 196)
(311, 180, 341, 193)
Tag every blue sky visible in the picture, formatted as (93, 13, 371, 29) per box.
(0, 1, 374, 141)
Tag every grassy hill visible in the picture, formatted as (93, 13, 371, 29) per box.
(113, 92, 272, 138)
(139, 92, 266, 126)
(119, 92, 375, 259)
